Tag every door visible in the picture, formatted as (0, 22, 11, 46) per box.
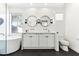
(23, 34, 38, 48)
(39, 34, 48, 48)
(31, 34, 38, 47)
(39, 34, 54, 48)
(23, 34, 32, 48)
(47, 34, 54, 48)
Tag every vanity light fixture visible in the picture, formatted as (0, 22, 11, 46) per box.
(25, 19, 27, 24)
(37, 19, 40, 23)
(50, 19, 53, 24)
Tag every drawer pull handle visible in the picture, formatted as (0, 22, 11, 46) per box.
(29, 36, 32, 37)
(45, 36, 48, 38)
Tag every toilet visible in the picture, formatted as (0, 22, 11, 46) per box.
(59, 34, 69, 51)
(60, 39, 69, 51)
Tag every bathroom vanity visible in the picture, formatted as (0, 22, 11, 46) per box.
(22, 32, 59, 51)
(21, 15, 62, 51)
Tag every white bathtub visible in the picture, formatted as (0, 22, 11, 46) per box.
(0, 34, 22, 54)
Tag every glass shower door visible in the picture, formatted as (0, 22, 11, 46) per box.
(0, 4, 7, 54)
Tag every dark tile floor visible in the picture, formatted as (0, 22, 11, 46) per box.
(0, 48, 79, 56)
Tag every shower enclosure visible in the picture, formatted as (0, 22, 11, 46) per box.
(0, 4, 22, 54)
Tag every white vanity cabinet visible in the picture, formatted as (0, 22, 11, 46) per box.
(22, 33, 58, 50)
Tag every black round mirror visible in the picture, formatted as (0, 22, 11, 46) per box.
(0, 18, 4, 25)
(40, 16, 51, 27)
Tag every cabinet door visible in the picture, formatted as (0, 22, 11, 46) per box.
(31, 34, 38, 47)
(23, 34, 32, 47)
(39, 34, 48, 47)
(39, 34, 54, 48)
(23, 34, 38, 48)
(47, 34, 54, 48)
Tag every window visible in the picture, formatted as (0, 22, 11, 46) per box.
(11, 14, 22, 33)
(55, 13, 64, 21)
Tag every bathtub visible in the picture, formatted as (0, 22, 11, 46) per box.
(0, 34, 22, 54)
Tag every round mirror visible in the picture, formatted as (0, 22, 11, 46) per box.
(40, 16, 51, 27)
(0, 18, 4, 25)
(27, 16, 37, 27)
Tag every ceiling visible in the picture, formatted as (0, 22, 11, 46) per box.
(7, 3, 65, 8)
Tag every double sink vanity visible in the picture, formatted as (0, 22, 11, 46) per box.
(21, 15, 60, 51)
(22, 32, 59, 51)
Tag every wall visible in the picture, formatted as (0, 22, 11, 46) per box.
(22, 7, 65, 34)
(65, 3, 79, 53)
(7, 4, 65, 36)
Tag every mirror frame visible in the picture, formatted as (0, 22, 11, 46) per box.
(26, 15, 38, 27)
(40, 15, 52, 27)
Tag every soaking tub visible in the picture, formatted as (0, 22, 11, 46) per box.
(0, 34, 22, 54)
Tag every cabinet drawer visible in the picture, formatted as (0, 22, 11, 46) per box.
(23, 34, 37, 37)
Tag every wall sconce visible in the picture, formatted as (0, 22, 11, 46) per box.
(50, 19, 53, 24)
(25, 19, 27, 24)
